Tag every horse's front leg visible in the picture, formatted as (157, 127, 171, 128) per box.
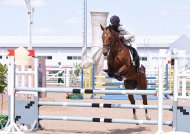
(113, 65, 129, 81)
(105, 63, 115, 77)
(117, 65, 129, 74)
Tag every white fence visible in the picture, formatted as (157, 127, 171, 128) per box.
(46, 66, 81, 87)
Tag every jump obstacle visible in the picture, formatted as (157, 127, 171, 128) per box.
(2, 56, 190, 133)
(82, 62, 170, 100)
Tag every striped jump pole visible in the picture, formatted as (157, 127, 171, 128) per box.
(16, 87, 172, 95)
(100, 87, 157, 90)
(101, 81, 156, 86)
(95, 75, 157, 80)
(38, 115, 172, 126)
(38, 101, 172, 110)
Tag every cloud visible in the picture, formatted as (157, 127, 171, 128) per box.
(63, 19, 81, 24)
(2, 0, 44, 7)
(33, 28, 54, 35)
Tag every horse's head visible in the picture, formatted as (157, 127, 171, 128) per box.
(100, 24, 119, 56)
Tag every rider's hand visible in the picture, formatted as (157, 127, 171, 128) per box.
(119, 35, 124, 39)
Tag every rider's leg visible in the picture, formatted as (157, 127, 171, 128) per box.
(134, 55, 140, 73)
(130, 46, 140, 73)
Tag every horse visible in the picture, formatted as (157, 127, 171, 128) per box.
(100, 24, 151, 120)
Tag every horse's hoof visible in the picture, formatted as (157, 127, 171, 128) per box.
(134, 118, 139, 125)
(134, 116, 140, 125)
(108, 72, 114, 77)
(66, 93, 72, 99)
(116, 77, 123, 81)
(108, 74, 114, 77)
(103, 69, 109, 73)
(146, 116, 151, 120)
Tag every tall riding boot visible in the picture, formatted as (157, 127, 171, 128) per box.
(131, 47, 140, 73)
(135, 56, 140, 73)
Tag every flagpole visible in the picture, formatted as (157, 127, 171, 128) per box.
(81, 0, 87, 89)
(25, 0, 34, 50)
(82, 0, 87, 61)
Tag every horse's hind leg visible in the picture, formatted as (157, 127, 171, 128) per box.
(125, 80, 138, 120)
(128, 94, 138, 120)
(142, 95, 151, 120)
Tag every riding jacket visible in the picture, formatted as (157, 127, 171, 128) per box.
(118, 25, 137, 49)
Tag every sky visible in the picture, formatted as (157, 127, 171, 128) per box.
(0, 0, 190, 37)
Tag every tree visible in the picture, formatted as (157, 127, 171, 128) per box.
(0, 63, 7, 115)
(0, 63, 7, 93)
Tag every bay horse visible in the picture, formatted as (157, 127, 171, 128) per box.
(100, 24, 151, 120)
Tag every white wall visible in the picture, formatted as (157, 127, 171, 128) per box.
(0, 47, 168, 69)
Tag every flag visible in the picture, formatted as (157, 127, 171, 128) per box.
(28, 50, 35, 56)
(8, 50, 14, 56)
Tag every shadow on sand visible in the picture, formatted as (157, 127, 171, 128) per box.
(30, 127, 150, 134)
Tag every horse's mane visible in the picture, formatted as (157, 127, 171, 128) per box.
(106, 25, 120, 41)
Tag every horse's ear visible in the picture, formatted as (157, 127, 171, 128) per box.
(100, 24, 104, 31)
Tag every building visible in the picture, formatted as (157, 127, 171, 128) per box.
(0, 34, 187, 69)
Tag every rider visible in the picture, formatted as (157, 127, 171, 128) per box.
(104, 15, 140, 74)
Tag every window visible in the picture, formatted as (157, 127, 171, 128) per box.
(140, 57, 147, 61)
(77, 56, 81, 60)
(67, 56, 81, 60)
(0, 56, 7, 59)
(67, 56, 72, 60)
(73, 56, 77, 60)
(47, 56, 52, 60)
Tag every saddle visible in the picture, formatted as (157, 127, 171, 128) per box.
(121, 40, 138, 67)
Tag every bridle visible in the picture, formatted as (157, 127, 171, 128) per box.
(103, 34, 123, 54)
(103, 42, 114, 50)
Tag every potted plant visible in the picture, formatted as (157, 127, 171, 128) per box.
(0, 115, 8, 129)
(65, 63, 83, 100)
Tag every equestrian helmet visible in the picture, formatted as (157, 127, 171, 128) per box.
(110, 15, 120, 25)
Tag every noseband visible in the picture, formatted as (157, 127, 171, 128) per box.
(103, 42, 114, 50)
(103, 39, 123, 53)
